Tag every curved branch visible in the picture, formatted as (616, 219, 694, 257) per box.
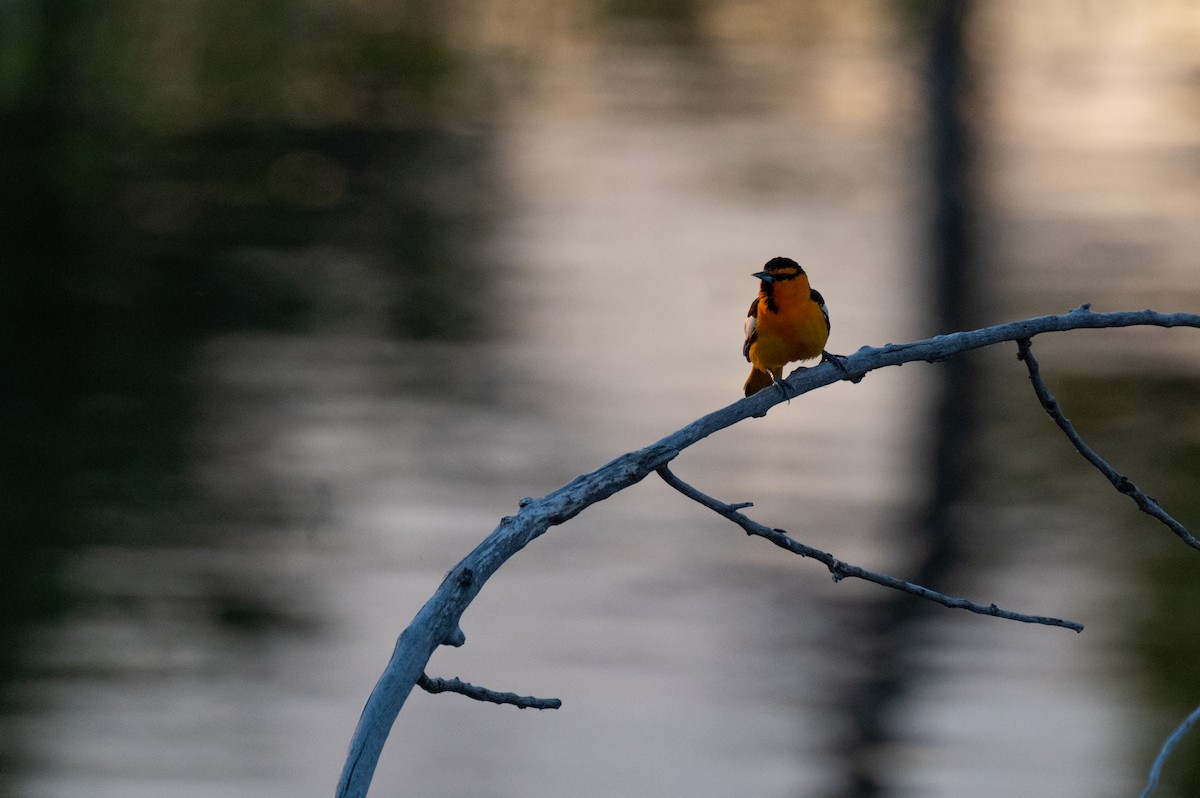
(1016, 338, 1200, 550)
(1140, 703, 1200, 798)
(655, 464, 1084, 631)
(336, 307, 1200, 798)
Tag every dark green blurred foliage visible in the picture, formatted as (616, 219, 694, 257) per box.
(0, 0, 499, 719)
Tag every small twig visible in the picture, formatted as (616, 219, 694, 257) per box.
(417, 673, 561, 710)
(1016, 339, 1200, 552)
(656, 465, 1083, 632)
(1140, 703, 1200, 798)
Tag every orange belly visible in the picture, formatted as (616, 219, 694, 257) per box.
(748, 300, 828, 374)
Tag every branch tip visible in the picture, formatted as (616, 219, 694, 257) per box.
(418, 673, 561, 710)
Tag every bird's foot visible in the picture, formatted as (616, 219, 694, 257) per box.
(821, 350, 857, 382)
(772, 374, 793, 403)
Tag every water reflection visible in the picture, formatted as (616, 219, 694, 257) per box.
(3, 3, 1200, 798)
(0, 1, 499, 793)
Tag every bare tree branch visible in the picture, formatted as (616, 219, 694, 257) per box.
(417, 673, 561, 710)
(1140, 703, 1200, 798)
(336, 308, 1200, 798)
(655, 464, 1084, 631)
(1016, 337, 1200, 551)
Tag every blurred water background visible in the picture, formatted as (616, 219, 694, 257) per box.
(2, 2, 1200, 796)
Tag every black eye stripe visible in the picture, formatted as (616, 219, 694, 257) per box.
(761, 256, 805, 281)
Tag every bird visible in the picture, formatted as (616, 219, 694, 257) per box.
(742, 256, 832, 397)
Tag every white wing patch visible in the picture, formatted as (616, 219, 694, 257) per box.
(743, 297, 760, 362)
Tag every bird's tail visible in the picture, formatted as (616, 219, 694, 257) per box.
(743, 367, 775, 397)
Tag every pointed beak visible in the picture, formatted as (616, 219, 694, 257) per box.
(753, 271, 773, 283)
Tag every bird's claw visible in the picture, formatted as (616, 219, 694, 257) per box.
(821, 350, 857, 382)
(772, 374, 794, 403)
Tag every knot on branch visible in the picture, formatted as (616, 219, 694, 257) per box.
(827, 560, 848, 583)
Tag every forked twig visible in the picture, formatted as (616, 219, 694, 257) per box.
(656, 464, 1083, 632)
(1016, 339, 1200, 552)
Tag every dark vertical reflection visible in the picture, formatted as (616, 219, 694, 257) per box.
(828, 3, 980, 795)
(0, 4, 199, 783)
(0, 0, 87, 707)
(0, 2, 498, 788)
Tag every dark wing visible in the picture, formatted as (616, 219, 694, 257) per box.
(743, 296, 760, 361)
(810, 288, 830, 333)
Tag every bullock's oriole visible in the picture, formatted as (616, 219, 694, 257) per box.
(742, 256, 832, 397)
